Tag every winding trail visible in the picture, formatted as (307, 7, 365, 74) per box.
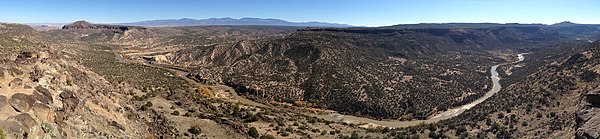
(112, 48, 527, 128)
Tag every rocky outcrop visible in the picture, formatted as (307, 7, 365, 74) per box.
(584, 91, 600, 106)
(577, 91, 600, 139)
(0, 49, 148, 138)
(62, 20, 144, 31)
(59, 90, 79, 112)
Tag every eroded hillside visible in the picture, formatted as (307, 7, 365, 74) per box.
(165, 26, 594, 120)
(3, 21, 600, 138)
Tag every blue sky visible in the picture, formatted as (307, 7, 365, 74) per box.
(0, 0, 598, 27)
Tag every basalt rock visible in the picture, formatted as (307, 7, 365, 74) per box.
(576, 91, 600, 139)
(8, 113, 38, 130)
(9, 78, 23, 87)
(59, 90, 76, 99)
(8, 67, 23, 76)
(9, 93, 36, 113)
(585, 91, 600, 107)
(0, 120, 29, 139)
(33, 90, 53, 105)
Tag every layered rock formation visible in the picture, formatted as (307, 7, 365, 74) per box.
(62, 20, 139, 31)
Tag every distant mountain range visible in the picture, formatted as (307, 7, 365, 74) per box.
(116, 17, 354, 27)
(382, 21, 599, 29)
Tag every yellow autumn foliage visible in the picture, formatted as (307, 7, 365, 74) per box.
(196, 86, 214, 98)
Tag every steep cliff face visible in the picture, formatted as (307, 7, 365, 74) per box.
(62, 20, 137, 31)
(53, 21, 155, 45)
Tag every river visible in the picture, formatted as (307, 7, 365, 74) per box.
(114, 48, 526, 128)
(226, 53, 527, 128)
(308, 65, 501, 128)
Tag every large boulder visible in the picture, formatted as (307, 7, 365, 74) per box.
(32, 103, 55, 123)
(62, 98, 79, 112)
(8, 67, 23, 76)
(9, 93, 35, 113)
(7, 113, 38, 130)
(34, 86, 53, 104)
(585, 91, 600, 106)
(8, 78, 23, 87)
(59, 90, 76, 99)
(0, 120, 29, 139)
(60, 90, 79, 112)
(576, 109, 600, 139)
(576, 91, 600, 139)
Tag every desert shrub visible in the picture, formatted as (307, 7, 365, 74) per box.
(260, 134, 275, 139)
(171, 110, 180, 115)
(350, 132, 359, 139)
(0, 128, 5, 139)
(139, 105, 149, 111)
(243, 113, 259, 123)
(248, 127, 259, 138)
(280, 131, 290, 137)
(188, 125, 201, 135)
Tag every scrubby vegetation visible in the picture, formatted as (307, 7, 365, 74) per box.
(0, 128, 5, 139)
(76, 44, 190, 90)
(3, 20, 600, 138)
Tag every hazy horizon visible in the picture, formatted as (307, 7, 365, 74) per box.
(17, 17, 586, 26)
(1, 0, 599, 27)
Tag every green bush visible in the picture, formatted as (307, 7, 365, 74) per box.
(521, 121, 528, 126)
(171, 110, 180, 116)
(248, 127, 259, 138)
(280, 131, 290, 137)
(145, 102, 153, 107)
(188, 125, 201, 135)
(260, 134, 275, 139)
(285, 126, 294, 132)
(456, 125, 467, 135)
(350, 132, 359, 139)
(298, 125, 307, 130)
(243, 113, 259, 123)
(428, 131, 440, 138)
(0, 128, 6, 139)
(139, 105, 149, 111)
